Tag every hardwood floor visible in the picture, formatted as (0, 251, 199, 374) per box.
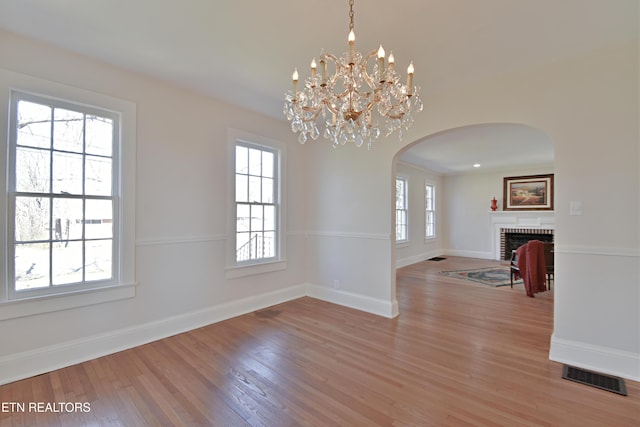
(1, 256, 638, 426)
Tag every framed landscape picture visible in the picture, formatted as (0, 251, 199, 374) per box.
(503, 174, 554, 211)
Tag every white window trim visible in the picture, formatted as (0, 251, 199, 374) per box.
(225, 128, 287, 279)
(395, 175, 409, 244)
(425, 181, 436, 240)
(0, 71, 136, 320)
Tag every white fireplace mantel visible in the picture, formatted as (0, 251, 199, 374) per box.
(490, 211, 555, 260)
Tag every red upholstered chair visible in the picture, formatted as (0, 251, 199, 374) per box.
(510, 240, 552, 294)
(543, 242, 554, 289)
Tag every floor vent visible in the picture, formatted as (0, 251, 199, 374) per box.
(562, 365, 627, 396)
(429, 257, 447, 261)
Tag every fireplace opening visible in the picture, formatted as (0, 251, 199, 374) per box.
(501, 228, 554, 260)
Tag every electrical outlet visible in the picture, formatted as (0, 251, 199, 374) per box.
(333, 280, 339, 289)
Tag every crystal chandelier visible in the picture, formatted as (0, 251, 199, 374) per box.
(283, 0, 422, 149)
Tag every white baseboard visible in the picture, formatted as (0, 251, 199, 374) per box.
(0, 284, 307, 386)
(442, 249, 494, 260)
(550, 334, 640, 381)
(395, 250, 442, 268)
(306, 284, 399, 318)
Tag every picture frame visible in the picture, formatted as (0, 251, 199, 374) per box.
(503, 174, 554, 211)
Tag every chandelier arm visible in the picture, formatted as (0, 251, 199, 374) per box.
(383, 111, 406, 120)
(301, 105, 323, 122)
(379, 92, 420, 119)
(320, 53, 344, 88)
(323, 100, 340, 117)
(358, 49, 379, 90)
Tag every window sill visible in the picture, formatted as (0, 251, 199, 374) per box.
(225, 260, 287, 279)
(0, 283, 137, 321)
(396, 241, 411, 248)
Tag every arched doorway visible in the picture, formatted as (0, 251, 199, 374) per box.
(391, 122, 555, 301)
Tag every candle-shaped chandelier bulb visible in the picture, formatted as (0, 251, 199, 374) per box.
(292, 68, 299, 98)
(407, 62, 414, 95)
(377, 45, 386, 80)
(348, 30, 356, 64)
(283, 0, 423, 149)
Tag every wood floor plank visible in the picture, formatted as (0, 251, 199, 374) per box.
(1, 256, 638, 426)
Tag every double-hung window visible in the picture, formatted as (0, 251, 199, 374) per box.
(395, 176, 408, 243)
(234, 142, 279, 263)
(425, 183, 435, 239)
(7, 91, 120, 300)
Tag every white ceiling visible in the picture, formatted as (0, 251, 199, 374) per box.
(398, 123, 555, 175)
(1, 0, 636, 173)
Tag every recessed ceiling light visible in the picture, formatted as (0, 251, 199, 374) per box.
(473, 163, 481, 168)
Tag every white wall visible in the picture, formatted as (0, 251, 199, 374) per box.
(303, 142, 398, 317)
(0, 30, 309, 384)
(441, 166, 554, 259)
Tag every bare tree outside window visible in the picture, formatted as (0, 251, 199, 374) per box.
(11, 97, 116, 292)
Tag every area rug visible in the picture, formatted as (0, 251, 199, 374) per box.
(440, 266, 521, 287)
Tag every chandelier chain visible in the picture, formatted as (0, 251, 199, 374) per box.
(349, 0, 354, 32)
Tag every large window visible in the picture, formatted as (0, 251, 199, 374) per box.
(7, 92, 120, 300)
(395, 177, 408, 242)
(425, 183, 435, 239)
(235, 142, 279, 263)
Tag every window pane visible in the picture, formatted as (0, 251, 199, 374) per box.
(237, 204, 250, 232)
(17, 101, 51, 149)
(15, 196, 50, 242)
(16, 147, 50, 193)
(426, 185, 434, 210)
(53, 108, 84, 153)
(52, 151, 83, 194)
(53, 198, 83, 241)
(236, 232, 250, 262)
(264, 205, 275, 231)
(86, 239, 112, 281)
(262, 151, 274, 178)
(234, 143, 279, 264)
(263, 231, 275, 258)
(236, 146, 248, 174)
(248, 148, 262, 176)
(236, 175, 248, 202)
(86, 155, 112, 196)
(396, 179, 405, 209)
(85, 115, 113, 156)
(262, 178, 274, 204)
(248, 176, 261, 202)
(52, 241, 83, 285)
(396, 210, 407, 241)
(86, 199, 113, 239)
(251, 205, 264, 232)
(15, 243, 50, 290)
